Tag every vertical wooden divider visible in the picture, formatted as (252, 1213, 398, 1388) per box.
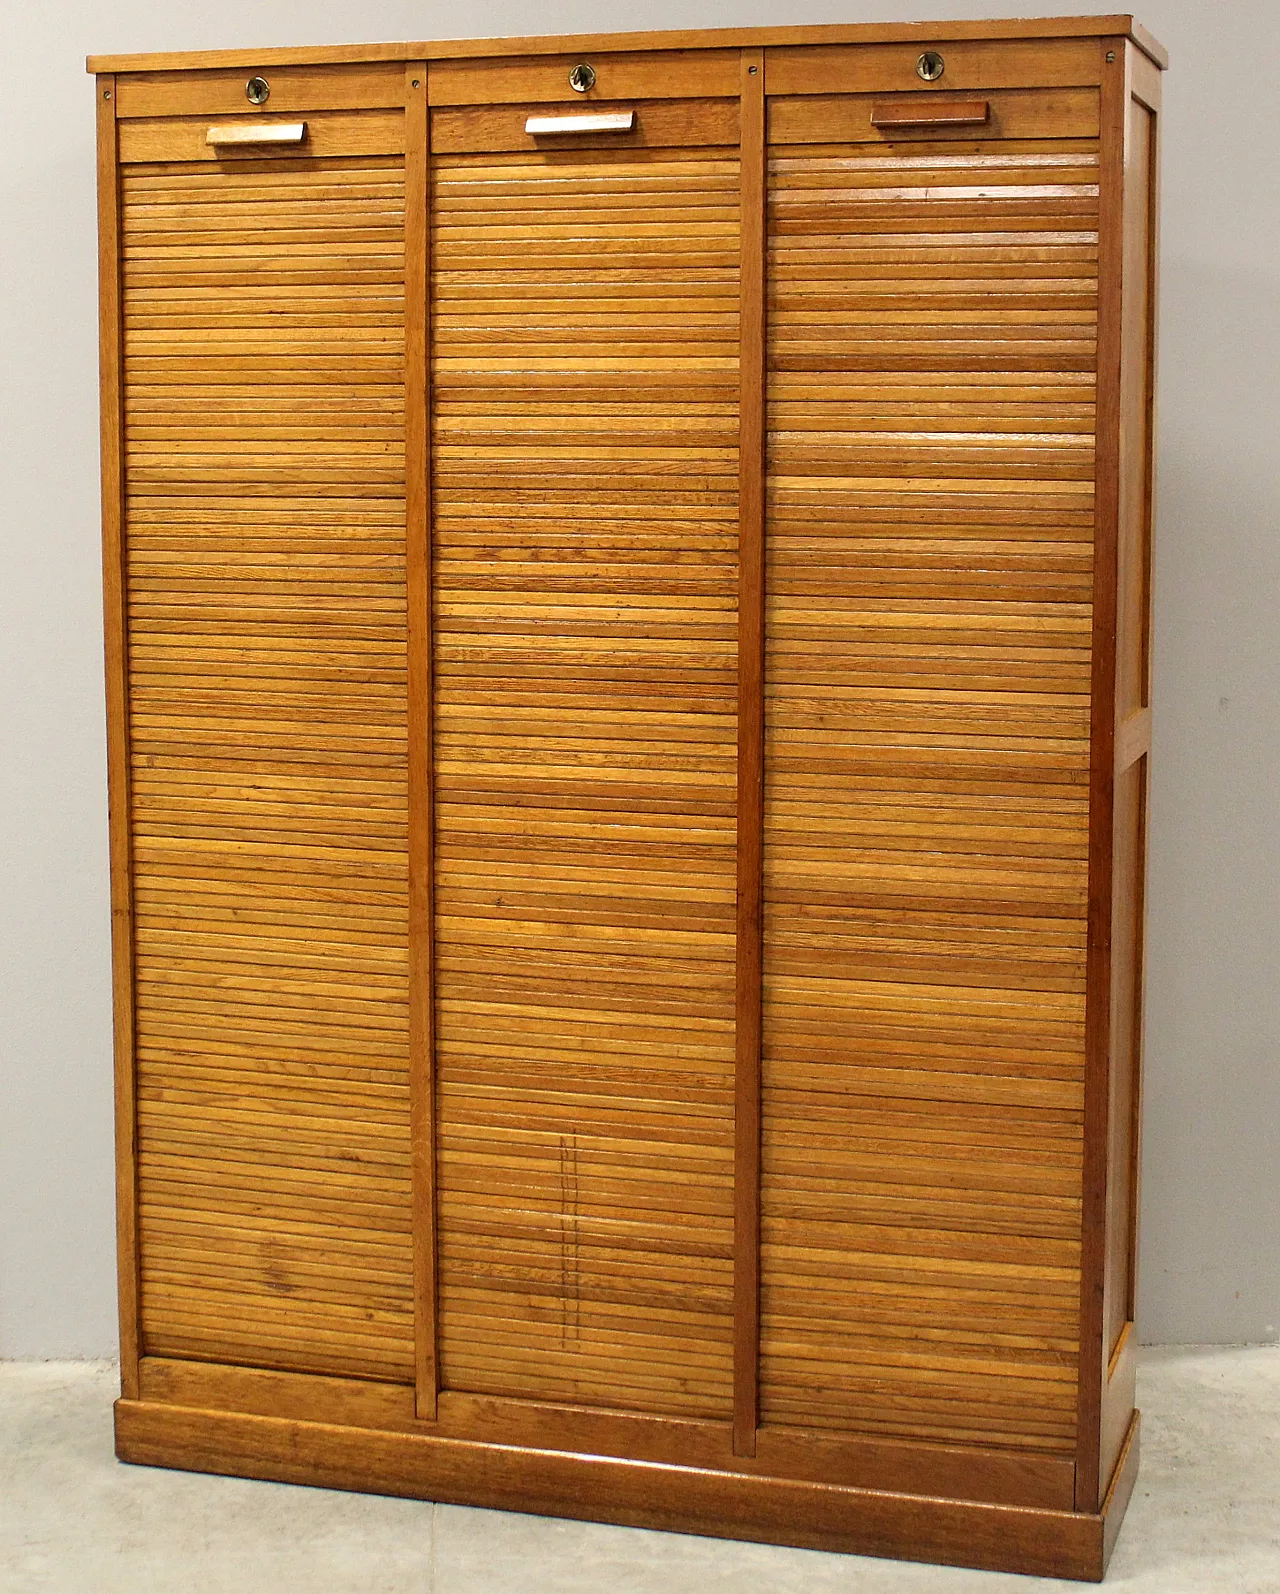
(97, 71, 140, 1402)
(405, 61, 438, 1419)
(733, 46, 766, 1459)
(1076, 34, 1127, 1512)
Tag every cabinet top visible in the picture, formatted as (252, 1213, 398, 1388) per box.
(87, 15, 1168, 76)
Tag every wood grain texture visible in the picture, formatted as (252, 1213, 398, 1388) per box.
(119, 142, 415, 1382)
(771, 88, 1100, 146)
(118, 110, 405, 164)
(431, 98, 739, 155)
(87, 18, 1169, 76)
(133, 1354, 1073, 1506)
(760, 109, 1100, 1453)
(138, 1355, 417, 1430)
(426, 49, 740, 106)
(97, 72, 142, 1402)
(764, 38, 1104, 96)
(114, 62, 407, 118)
(429, 125, 741, 1419)
(114, 1397, 1112, 1579)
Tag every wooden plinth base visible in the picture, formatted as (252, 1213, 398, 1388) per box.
(115, 1399, 1140, 1583)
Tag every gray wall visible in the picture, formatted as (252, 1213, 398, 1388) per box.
(1, 0, 1276, 1358)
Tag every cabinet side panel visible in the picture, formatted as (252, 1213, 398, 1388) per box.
(761, 109, 1099, 1453)
(97, 74, 141, 1399)
(1099, 63, 1158, 1495)
(121, 144, 415, 1381)
(430, 134, 740, 1419)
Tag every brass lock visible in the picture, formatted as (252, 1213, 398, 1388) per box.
(568, 63, 596, 92)
(915, 51, 945, 82)
(245, 76, 270, 104)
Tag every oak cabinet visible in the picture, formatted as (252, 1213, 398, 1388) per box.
(92, 15, 1164, 1581)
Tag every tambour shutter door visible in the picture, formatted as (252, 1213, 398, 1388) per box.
(119, 118, 414, 1379)
(761, 98, 1099, 1451)
(429, 100, 741, 1417)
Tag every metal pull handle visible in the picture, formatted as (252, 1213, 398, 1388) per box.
(524, 111, 635, 135)
(870, 100, 989, 128)
(207, 121, 308, 147)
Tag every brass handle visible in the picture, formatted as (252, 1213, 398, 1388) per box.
(207, 121, 307, 146)
(524, 111, 635, 134)
(870, 100, 989, 128)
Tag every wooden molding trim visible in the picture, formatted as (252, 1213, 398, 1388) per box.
(116, 1397, 1127, 1581)
(87, 18, 1169, 77)
(1101, 1410, 1141, 1569)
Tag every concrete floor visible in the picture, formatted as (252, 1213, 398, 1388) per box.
(2, 1348, 1278, 1592)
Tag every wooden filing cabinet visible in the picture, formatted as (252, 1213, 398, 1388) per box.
(90, 15, 1165, 1580)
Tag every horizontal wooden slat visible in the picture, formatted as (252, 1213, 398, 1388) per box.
(432, 98, 738, 154)
(772, 89, 1099, 145)
(114, 62, 407, 118)
(765, 39, 1104, 96)
(427, 49, 740, 106)
(119, 110, 405, 163)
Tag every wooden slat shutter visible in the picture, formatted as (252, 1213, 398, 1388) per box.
(429, 130, 742, 1417)
(120, 147, 414, 1380)
(760, 126, 1100, 1451)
